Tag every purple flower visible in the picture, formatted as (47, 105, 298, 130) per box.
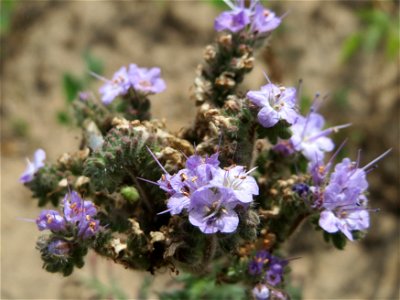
(251, 4, 281, 34)
(215, 0, 281, 35)
(36, 190, 99, 240)
(247, 81, 298, 128)
(77, 218, 100, 239)
(185, 153, 220, 170)
(20, 149, 46, 183)
(47, 239, 70, 256)
(128, 64, 166, 94)
(265, 255, 287, 286)
(248, 250, 268, 275)
(215, 9, 251, 33)
(292, 183, 310, 198)
(252, 284, 270, 300)
(36, 210, 66, 231)
(210, 165, 259, 204)
(78, 91, 90, 102)
(318, 158, 370, 240)
(188, 187, 239, 234)
(319, 210, 369, 241)
(99, 66, 131, 105)
(145, 147, 258, 234)
(309, 160, 330, 186)
(316, 149, 392, 240)
(290, 113, 351, 163)
(63, 191, 97, 223)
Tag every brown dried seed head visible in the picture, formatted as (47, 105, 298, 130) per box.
(218, 34, 232, 47)
(204, 45, 216, 61)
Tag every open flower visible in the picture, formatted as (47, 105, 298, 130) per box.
(99, 66, 131, 105)
(20, 149, 46, 183)
(251, 4, 281, 34)
(210, 165, 259, 204)
(36, 210, 66, 232)
(214, 0, 281, 34)
(144, 148, 258, 234)
(188, 187, 239, 234)
(214, 0, 251, 33)
(128, 64, 166, 94)
(247, 80, 298, 128)
(97, 64, 166, 105)
(316, 150, 391, 240)
(290, 112, 351, 163)
(36, 190, 99, 240)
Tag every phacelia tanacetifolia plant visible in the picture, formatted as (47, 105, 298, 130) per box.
(20, 1, 390, 298)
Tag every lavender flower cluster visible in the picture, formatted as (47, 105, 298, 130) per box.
(247, 78, 351, 164)
(98, 64, 166, 105)
(309, 150, 390, 241)
(245, 70, 392, 245)
(36, 190, 100, 240)
(214, 0, 281, 35)
(147, 149, 258, 234)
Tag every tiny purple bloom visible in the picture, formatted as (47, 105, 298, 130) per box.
(317, 157, 375, 240)
(265, 255, 287, 286)
(63, 191, 97, 221)
(248, 250, 268, 275)
(290, 113, 336, 163)
(20, 149, 46, 183)
(292, 183, 310, 198)
(99, 66, 131, 105)
(128, 64, 166, 94)
(186, 153, 220, 170)
(77, 218, 100, 239)
(78, 91, 90, 102)
(214, 9, 251, 33)
(36, 210, 66, 232)
(210, 165, 259, 204)
(319, 210, 369, 241)
(252, 284, 270, 300)
(309, 160, 330, 186)
(247, 82, 298, 128)
(188, 187, 239, 234)
(251, 4, 281, 34)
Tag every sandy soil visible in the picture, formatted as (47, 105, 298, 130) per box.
(1, 1, 398, 299)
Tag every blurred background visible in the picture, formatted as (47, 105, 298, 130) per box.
(1, 0, 398, 299)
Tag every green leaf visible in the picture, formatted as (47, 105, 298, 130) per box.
(63, 73, 82, 103)
(0, 0, 17, 35)
(341, 33, 362, 62)
(56, 110, 72, 125)
(386, 26, 400, 60)
(363, 25, 383, 52)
